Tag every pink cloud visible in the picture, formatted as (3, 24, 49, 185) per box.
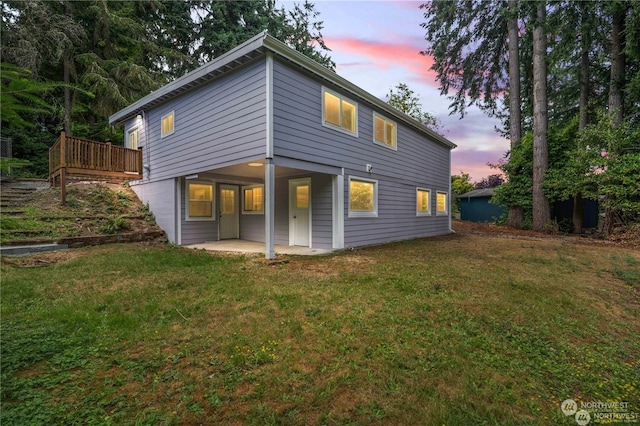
(452, 148, 506, 182)
(325, 36, 439, 88)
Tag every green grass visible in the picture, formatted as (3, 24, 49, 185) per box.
(1, 235, 639, 425)
(0, 184, 156, 244)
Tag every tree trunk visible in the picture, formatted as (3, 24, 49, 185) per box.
(506, 0, 524, 229)
(63, 51, 72, 136)
(574, 2, 590, 234)
(578, 2, 590, 133)
(532, 2, 551, 232)
(608, 5, 625, 125)
(603, 4, 626, 236)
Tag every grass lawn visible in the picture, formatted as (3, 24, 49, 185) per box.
(1, 234, 639, 425)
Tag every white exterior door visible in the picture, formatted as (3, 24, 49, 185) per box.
(219, 185, 239, 239)
(289, 178, 311, 247)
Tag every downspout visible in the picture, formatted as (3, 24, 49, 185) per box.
(449, 149, 454, 233)
(141, 110, 150, 181)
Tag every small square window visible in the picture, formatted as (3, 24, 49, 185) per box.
(349, 176, 378, 218)
(416, 188, 431, 216)
(437, 191, 448, 216)
(322, 87, 358, 136)
(373, 113, 397, 149)
(242, 185, 264, 214)
(161, 111, 174, 137)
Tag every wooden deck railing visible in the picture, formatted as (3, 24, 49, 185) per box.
(49, 132, 143, 204)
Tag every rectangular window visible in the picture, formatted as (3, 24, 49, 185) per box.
(242, 185, 264, 214)
(373, 113, 397, 149)
(416, 188, 431, 216)
(349, 176, 378, 218)
(161, 111, 174, 137)
(187, 182, 214, 220)
(323, 87, 358, 136)
(127, 127, 139, 150)
(437, 191, 448, 216)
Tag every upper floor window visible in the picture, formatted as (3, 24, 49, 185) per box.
(348, 176, 378, 218)
(161, 111, 174, 137)
(322, 87, 357, 136)
(186, 181, 214, 221)
(242, 184, 264, 214)
(127, 127, 139, 150)
(373, 113, 397, 149)
(436, 191, 448, 216)
(416, 188, 431, 216)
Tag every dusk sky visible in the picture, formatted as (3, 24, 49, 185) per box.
(281, 0, 507, 182)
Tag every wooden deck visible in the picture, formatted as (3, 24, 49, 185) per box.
(49, 132, 142, 204)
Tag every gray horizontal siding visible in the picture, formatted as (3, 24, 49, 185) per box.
(272, 59, 452, 247)
(272, 59, 450, 192)
(311, 173, 333, 249)
(343, 170, 451, 248)
(180, 179, 218, 245)
(130, 178, 176, 243)
(234, 173, 333, 249)
(240, 213, 264, 242)
(144, 60, 267, 182)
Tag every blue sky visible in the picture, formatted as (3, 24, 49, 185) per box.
(280, 0, 507, 181)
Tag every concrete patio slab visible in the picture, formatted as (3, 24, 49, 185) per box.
(184, 240, 335, 256)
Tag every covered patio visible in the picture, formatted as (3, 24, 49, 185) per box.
(184, 240, 336, 256)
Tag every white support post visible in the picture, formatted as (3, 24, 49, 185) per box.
(265, 158, 276, 259)
(332, 173, 345, 249)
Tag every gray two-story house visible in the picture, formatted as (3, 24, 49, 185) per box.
(109, 32, 456, 259)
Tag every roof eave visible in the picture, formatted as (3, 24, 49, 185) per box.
(109, 31, 457, 151)
(262, 35, 456, 150)
(109, 31, 269, 125)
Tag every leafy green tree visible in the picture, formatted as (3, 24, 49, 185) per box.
(580, 116, 640, 233)
(451, 172, 475, 213)
(493, 134, 534, 229)
(474, 174, 505, 189)
(386, 83, 441, 131)
(451, 173, 474, 197)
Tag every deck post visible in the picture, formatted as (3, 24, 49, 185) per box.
(60, 131, 67, 205)
(138, 147, 143, 178)
(106, 142, 112, 171)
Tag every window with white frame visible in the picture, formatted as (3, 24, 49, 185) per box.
(349, 176, 378, 218)
(373, 113, 397, 149)
(161, 111, 174, 137)
(127, 127, 139, 150)
(323, 87, 357, 135)
(186, 182, 215, 220)
(242, 184, 264, 214)
(436, 191, 448, 216)
(416, 188, 431, 216)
